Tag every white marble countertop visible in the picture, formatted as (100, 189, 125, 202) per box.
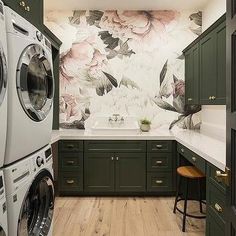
(51, 128, 226, 171)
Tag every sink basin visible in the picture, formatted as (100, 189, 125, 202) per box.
(89, 117, 140, 135)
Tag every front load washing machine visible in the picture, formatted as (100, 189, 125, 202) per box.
(4, 145, 55, 236)
(4, 6, 54, 165)
(0, 170, 8, 236)
(0, 0, 8, 168)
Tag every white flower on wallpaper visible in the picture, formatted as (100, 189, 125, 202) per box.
(45, 10, 202, 130)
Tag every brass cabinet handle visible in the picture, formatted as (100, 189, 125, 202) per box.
(116, 157, 119, 161)
(25, 6, 30, 11)
(215, 170, 229, 185)
(188, 98, 193, 101)
(192, 157, 197, 162)
(181, 148, 184, 153)
(156, 180, 163, 184)
(156, 160, 163, 165)
(67, 144, 75, 149)
(209, 96, 212, 100)
(19, 1, 25, 7)
(211, 96, 216, 100)
(156, 144, 163, 148)
(66, 160, 75, 165)
(111, 157, 114, 161)
(214, 203, 223, 213)
(66, 180, 75, 184)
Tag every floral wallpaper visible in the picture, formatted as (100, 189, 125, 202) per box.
(45, 10, 202, 130)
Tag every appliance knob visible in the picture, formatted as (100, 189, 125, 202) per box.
(36, 31, 43, 41)
(36, 156, 43, 167)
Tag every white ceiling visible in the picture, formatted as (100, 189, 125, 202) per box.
(44, 0, 209, 11)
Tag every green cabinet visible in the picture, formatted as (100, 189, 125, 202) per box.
(184, 43, 200, 104)
(206, 164, 226, 236)
(115, 153, 146, 192)
(84, 152, 146, 193)
(84, 153, 115, 192)
(3, 0, 43, 28)
(183, 14, 226, 105)
(200, 20, 226, 105)
(58, 140, 84, 195)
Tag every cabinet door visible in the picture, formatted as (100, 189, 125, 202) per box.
(206, 209, 225, 236)
(185, 43, 199, 105)
(215, 21, 226, 104)
(200, 30, 217, 104)
(3, 0, 43, 28)
(84, 153, 115, 192)
(115, 153, 146, 192)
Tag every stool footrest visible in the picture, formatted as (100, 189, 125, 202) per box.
(175, 198, 206, 219)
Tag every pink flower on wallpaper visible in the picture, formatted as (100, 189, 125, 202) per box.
(172, 79, 185, 98)
(60, 41, 107, 86)
(99, 11, 179, 46)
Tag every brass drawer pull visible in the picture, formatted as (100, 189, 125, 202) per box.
(25, 6, 30, 11)
(214, 203, 223, 213)
(66, 160, 75, 165)
(209, 96, 212, 100)
(188, 98, 193, 101)
(111, 157, 114, 161)
(67, 144, 75, 149)
(156, 144, 163, 148)
(19, 1, 25, 7)
(155, 180, 163, 184)
(156, 160, 163, 164)
(180, 148, 184, 153)
(211, 96, 216, 100)
(66, 180, 75, 184)
(192, 157, 197, 162)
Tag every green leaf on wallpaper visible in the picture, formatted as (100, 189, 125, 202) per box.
(160, 60, 168, 86)
(189, 11, 202, 26)
(102, 71, 118, 87)
(118, 42, 135, 58)
(106, 49, 118, 60)
(86, 10, 104, 26)
(119, 76, 140, 90)
(69, 10, 86, 25)
(99, 31, 119, 50)
(153, 97, 177, 112)
(173, 74, 178, 83)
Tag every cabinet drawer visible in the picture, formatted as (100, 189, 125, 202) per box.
(84, 141, 146, 153)
(207, 164, 226, 193)
(147, 141, 172, 152)
(147, 153, 172, 172)
(207, 180, 226, 223)
(147, 172, 173, 192)
(206, 207, 225, 236)
(59, 172, 83, 192)
(177, 143, 206, 174)
(60, 153, 83, 171)
(59, 140, 83, 152)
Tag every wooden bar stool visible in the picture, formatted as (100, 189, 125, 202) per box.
(173, 166, 206, 232)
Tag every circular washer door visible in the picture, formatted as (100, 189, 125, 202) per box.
(17, 170, 54, 236)
(0, 226, 6, 236)
(17, 44, 54, 122)
(0, 42, 7, 107)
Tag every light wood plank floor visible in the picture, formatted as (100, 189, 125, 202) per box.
(53, 197, 205, 236)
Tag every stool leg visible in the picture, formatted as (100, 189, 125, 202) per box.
(173, 176, 182, 214)
(198, 179, 203, 213)
(182, 178, 189, 232)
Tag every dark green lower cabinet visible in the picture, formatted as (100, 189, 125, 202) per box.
(206, 208, 225, 236)
(115, 153, 146, 192)
(84, 153, 115, 192)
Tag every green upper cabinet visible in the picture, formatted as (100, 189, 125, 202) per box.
(184, 43, 200, 104)
(3, 0, 43, 29)
(183, 14, 226, 105)
(200, 19, 226, 105)
(115, 153, 146, 192)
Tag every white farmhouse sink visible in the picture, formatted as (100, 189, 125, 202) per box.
(89, 116, 140, 135)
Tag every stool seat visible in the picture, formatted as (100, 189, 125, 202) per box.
(177, 166, 205, 179)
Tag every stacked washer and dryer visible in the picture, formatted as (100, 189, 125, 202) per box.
(1, 5, 55, 236)
(0, 1, 8, 235)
